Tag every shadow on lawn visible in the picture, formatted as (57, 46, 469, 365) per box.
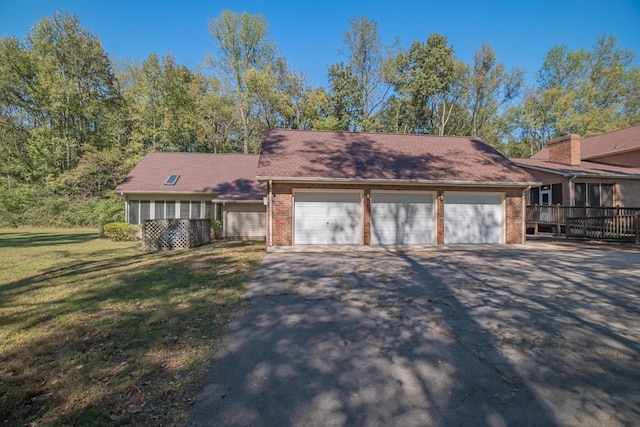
(0, 230, 98, 248)
(0, 240, 264, 426)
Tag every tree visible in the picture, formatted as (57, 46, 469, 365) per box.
(191, 73, 239, 153)
(467, 44, 524, 138)
(386, 33, 460, 135)
(325, 15, 395, 131)
(208, 10, 276, 153)
(119, 53, 199, 152)
(326, 63, 362, 130)
(0, 11, 121, 183)
(506, 35, 640, 153)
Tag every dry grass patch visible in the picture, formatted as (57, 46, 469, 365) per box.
(0, 229, 265, 426)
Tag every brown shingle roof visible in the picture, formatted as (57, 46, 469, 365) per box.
(513, 158, 640, 177)
(115, 153, 265, 201)
(531, 124, 640, 161)
(257, 129, 538, 185)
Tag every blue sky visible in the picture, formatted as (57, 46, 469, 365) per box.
(1, 0, 639, 88)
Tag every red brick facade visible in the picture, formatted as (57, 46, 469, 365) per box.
(267, 182, 525, 246)
(548, 134, 581, 166)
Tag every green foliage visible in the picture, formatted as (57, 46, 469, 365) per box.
(208, 10, 277, 153)
(505, 35, 640, 152)
(102, 221, 137, 241)
(1, 10, 639, 228)
(0, 11, 122, 184)
(211, 220, 223, 239)
(0, 182, 123, 227)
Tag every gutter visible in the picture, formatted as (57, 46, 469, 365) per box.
(268, 180, 273, 247)
(522, 186, 530, 244)
(116, 190, 219, 195)
(255, 176, 540, 187)
(512, 163, 640, 180)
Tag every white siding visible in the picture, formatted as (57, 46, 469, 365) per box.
(294, 192, 362, 245)
(225, 203, 266, 239)
(444, 192, 504, 243)
(371, 192, 435, 245)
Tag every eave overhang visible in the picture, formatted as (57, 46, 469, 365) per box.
(256, 176, 540, 187)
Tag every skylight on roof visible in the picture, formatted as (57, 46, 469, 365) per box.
(164, 174, 180, 186)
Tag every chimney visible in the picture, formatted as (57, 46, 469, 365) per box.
(548, 134, 581, 166)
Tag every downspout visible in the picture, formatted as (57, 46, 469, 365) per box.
(222, 202, 226, 239)
(268, 180, 273, 247)
(522, 186, 530, 244)
(568, 175, 578, 206)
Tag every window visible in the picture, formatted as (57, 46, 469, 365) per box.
(589, 184, 601, 207)
(191, 201, 201, 219)
(129, 201, 139, 224)
(164, 175, 180, 186)
(540, 190, 551, 206)
(180, 201, 190, 218)
(575, 183, 586, 207)
(140, 201, 151, 222)
(166, 201, 176, 219)
(155, 201, 165, 219)
(574, 183, 614, 207)
(601, 184, 613, 207)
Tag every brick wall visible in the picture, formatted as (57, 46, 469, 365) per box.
(267, 182, 526, 246)
(548, 134, 581, 166)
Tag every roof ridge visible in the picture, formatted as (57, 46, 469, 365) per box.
(582, 123, 640, 141)
(266, 128, 482, 141)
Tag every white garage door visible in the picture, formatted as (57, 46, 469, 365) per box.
(294, 192, 362, 244)
(444, 193, 504, 243)
(371, 192, 435, 245)
(225, 203, 266, 238)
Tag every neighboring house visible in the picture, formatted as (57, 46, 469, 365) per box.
(256, 129, 539, 246)
(512, 125, 640, 207)
(115, 153, 266, 239)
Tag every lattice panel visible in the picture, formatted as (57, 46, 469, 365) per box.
(142, 219, 211, 251)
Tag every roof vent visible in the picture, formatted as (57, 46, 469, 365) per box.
(164, 174, 180, 186)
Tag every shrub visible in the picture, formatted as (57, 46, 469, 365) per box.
(102, 222, 137, 242)
(211, 220, 223, 239)
(0, 185, 124, 228)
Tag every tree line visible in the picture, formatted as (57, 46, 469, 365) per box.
(0, 11, 638, 226)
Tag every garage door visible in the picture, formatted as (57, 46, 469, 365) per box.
(294, 192, 362, 244)
(225, 203, 266, 238)
(444, 193, 503, 243)
(371, 192, 435, 245)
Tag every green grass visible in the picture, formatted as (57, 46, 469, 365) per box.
(0, 229, 265, 426)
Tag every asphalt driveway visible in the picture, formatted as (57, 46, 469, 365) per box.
(190, 243, 640, 427)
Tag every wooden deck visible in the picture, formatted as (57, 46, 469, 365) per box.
(526, 206, 640, 243)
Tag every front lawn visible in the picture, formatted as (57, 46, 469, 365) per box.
(0, 229, 265, 426)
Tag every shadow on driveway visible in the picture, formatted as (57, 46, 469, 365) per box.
(190, 244, 640, 426)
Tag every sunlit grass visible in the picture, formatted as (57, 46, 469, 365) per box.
(0, 228, 265, 426)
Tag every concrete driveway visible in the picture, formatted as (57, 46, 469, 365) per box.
(190, 242, 640, 427)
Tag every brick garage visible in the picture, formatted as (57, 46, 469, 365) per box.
(257, 130, 538, 247)
(269, 182, 525, 246)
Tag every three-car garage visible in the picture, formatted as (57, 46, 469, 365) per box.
(291, 190, 505, 245)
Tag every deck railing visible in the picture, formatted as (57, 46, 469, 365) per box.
(526, 205, 640, 243)
(567, 214, 640, 243)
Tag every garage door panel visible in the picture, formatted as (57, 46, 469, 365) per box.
(444, 193, 503, 244)
(294, 192, 362, 245)
(225, 203, 266, 238)
(371, 192, 434, 245)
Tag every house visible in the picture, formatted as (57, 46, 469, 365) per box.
(512, 125, 640, 207)
(115, 152, 266, 239)
(256, 129, 539, 247)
